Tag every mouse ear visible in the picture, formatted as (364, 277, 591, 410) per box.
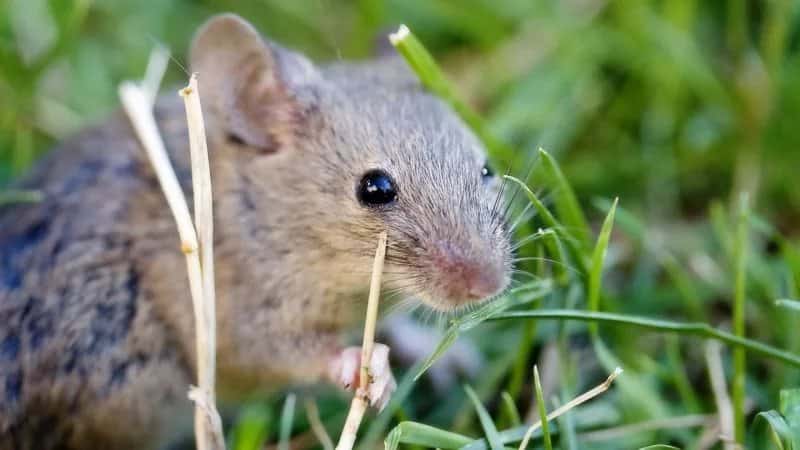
(190, 14, 321, 152)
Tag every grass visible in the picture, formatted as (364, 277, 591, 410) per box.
(3, 1, 800, 449)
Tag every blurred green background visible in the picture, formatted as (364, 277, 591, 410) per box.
(2, 0, 800, 222)
(2, 1, 800, 449)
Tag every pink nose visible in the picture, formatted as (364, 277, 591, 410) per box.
(431, 243, 503, 302)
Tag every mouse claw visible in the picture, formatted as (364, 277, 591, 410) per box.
(329, 346, 362, 390)
(367, 344, 396, 411)
(328, 343, 397, 411)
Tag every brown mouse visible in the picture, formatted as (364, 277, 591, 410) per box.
(0, 14, 512, 450)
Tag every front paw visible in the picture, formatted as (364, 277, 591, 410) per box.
(328, 343, 397, 411)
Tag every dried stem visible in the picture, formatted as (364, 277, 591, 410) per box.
(119, 52, 224, 450)
(180, 74, 224, 450)
(518, 367, 623, 450)
(305, 398, 334, 450)
(335, 231, 388, 450)
(705, 340, 738, 450)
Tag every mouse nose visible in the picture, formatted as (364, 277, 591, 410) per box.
(431, 241, 504, 302)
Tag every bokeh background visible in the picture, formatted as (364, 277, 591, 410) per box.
(2, 1, 800, 449)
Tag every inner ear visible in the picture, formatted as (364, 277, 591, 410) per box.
(190, 14, 321, 153)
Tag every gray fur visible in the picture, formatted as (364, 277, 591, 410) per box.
(0, 14, 512, 449)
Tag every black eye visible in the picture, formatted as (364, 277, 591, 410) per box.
(357, 169, 397, 206)
(481, 163, 494, 179)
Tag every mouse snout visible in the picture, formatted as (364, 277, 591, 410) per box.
(430, 241, 505, 304)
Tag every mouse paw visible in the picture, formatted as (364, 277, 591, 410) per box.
(328, 343, 397, 411)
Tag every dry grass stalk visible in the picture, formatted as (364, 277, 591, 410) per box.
(180, 74, 224, 450)
(705, 340, 738, 450)
(335, 231, 388, 450)
(518, 367, 623, 450)
(305, 398, 335, 450)
(119, 51, 224, 450)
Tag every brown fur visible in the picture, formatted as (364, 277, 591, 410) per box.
(0, 14, 512, 449)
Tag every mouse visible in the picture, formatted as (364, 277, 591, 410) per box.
(0, 13, 513, 450)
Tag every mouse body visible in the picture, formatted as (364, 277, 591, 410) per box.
(0, 14, 512, 449)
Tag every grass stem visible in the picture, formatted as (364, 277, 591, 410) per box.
(491, 310, 800, 368)
(732, 193, 749, 443)
(335, 231, 388, 450)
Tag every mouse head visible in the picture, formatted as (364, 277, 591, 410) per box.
(191, 14, 512, 312)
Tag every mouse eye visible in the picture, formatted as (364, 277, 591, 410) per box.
(357, 169, 397, 206)
(481, 162, 494, 179)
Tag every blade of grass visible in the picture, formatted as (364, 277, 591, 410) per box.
(388, 25, 515, 165)
(384, 422, 473, 450)
(593, 197, 705, 321)
(415, 280, 552, 379)
(588, 197, 618, 334)
(732, 193, 749, 444)
(506, 320, 536, 403)
(461, 402, 619, 450)
(453, 348, 519, 433)
(666, 336, 702, 413)
(230, 404, 272, 450)
(305, 398, 334, 450)
(278, 393, 296, 450)
(465, 385, 503, 450)
(537, 148, 590, 247)
(781, 389, 800, 442)
(517, 368, 622, 450)
(754, 410, 794, 450)
(500, 392, 521, 428)
(489, 309, 800, 368)
(503, 175, 588, 275)
(532, 367, 553, 450)
(553, 395, 577, 450)
(777, 299, 800, 312)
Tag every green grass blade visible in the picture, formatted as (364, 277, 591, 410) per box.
(489, 309, 800, 368)
(504, 175, 589, 275)
(278, 393, 296, 450)
(592, 337, 670, 421)
(593, 197, 705, 320)
(415, 328, 459, 380)
(588, 197, 618, 331)
(754, 410, 794, 450)
(781, 389, 800, 443)
(733, 193, 750, 443)
(666, 336, 702, 413)
(537, 148, 590, 246)
(507, 320, 536, 402)
(230, 403, 273, 450)
(461, 403, 618, 450)
(638, 446, 680, 450)
(415, 280, 552, 379)
(465, 385, 503, 450)
(500, 392, 521, 427)
(388, 25, 515, 164)
(384, 422, 473, 450)
(777, 299, 800, 312)
(533, 366, 553, 450)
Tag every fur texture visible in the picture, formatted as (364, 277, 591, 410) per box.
(0, 14, 512, 449)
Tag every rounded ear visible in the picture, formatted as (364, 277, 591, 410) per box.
(190, 14, 321, 152)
